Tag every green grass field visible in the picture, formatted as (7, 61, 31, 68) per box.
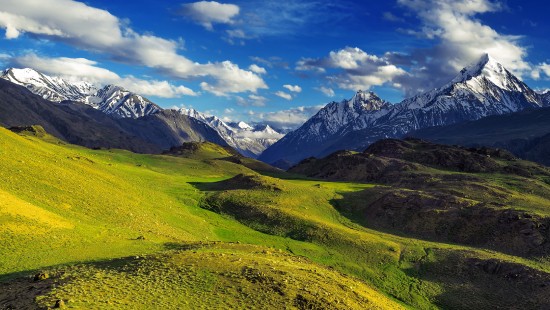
(1, 127, 549, 309)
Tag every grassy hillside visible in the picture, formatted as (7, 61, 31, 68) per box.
(1, 128, 550, 309)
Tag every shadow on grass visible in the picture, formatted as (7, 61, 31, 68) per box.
(400, 249, 550, 309)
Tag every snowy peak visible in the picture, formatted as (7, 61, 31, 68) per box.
(85, 84, 161, 118)
(175, 107, 284, 157)
(297, 90, 390, 138)
(349, 90, 388, 112)
(260, 54, 547, 166)
(1, 68, 97, 102)
(259, 124, 278, 135)
(351, 90, 385, 108)
(237, 121, 252, 130)
(1, 67, 160, 119)
(452, 53, 526, 92)
(178, 108, 208, 122)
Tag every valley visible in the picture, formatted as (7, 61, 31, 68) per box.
(1, 126, 549, 309)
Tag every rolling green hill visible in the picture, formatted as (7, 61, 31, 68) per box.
(1, 127, 550, 309)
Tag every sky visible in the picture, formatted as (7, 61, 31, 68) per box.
(0, 0, 549, 129)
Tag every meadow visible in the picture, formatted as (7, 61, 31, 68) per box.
(1, 126, 549, 309)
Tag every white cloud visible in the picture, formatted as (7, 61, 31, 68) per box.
(391, 0, 531, 95)
(283, 84, 301, 93)
(253, 105, 324, 129)
(236, 94, 268, 106)
(0, 0, 266, 96)
(0, 0, 125, 49)
(328, 47, 381, 69)
(297, 47, 406, 91)
(179, 1, 240, 30)
(13, 53, 197, 98)
(317, 86, 335, 97)
(274, 91, 292, 100)
(13, 53, 120, 82)
(199, 61, 267, 96)
(249, 64, 267, 74)
(532, 63, 550, 80)
(117, 76, 197, 98)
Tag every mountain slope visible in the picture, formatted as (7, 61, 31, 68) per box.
(410, 106, 550, 166)
(289, 137, 550, 257)
(1, 68, 161, 119)
(260, 54, 546, 166)
(1, 68, 281, 156)
(0, 78, 226, 152)
(118, 109, 229, 150)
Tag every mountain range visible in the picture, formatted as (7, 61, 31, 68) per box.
(260, 54, 549, 166)
(2, 54, 550, 165)
(0, 77, 229, 153)
(177, 108, 283, 158)
(0, 68, 283, 157)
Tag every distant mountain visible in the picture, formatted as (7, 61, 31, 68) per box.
(1, 68, 161, 118)
(0, 78, 226, 152)
(178, 108, 284, 158)
(85, 84, 161, 118)
(542, 91, 550, 106)
(259, 90, 390, 164)
(410, 106, 550, 166)
(260, 54, 547, 166)
(1, 68, 282, 156)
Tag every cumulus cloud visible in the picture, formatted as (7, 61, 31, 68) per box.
(391, 0, 531, 95)
(12, 53, 197, 98)
(294, 0, 534, 97)
(249, 64, 267, 75)
(283, 84, 301, 93)
(233, 129, 283, 140)
(531, 63, 550, 80)
(297, 47, 406, 91)
(274, 91, 292, 100)
(252, 105, 324, 129)
(179, 1, 240, 30)
(0, 0, 266, 96)
(317, 86, 335, 97)
(117, 76, 197, 98)
(13, 53, 120, 82)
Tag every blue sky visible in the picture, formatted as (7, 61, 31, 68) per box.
(0, 0, 549, 128)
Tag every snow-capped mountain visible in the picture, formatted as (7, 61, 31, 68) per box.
(1, 68, 97, 102)
(0, 67, 280, 157)
(259, 90, 391, 164)
(260, 54, 548, 166)
(178, 108, 284, 158)
(0, 68, 160, 118)
(542, 91, 550, 106)
(284, 90, 389, 142)
(85, 84, 161, 118)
